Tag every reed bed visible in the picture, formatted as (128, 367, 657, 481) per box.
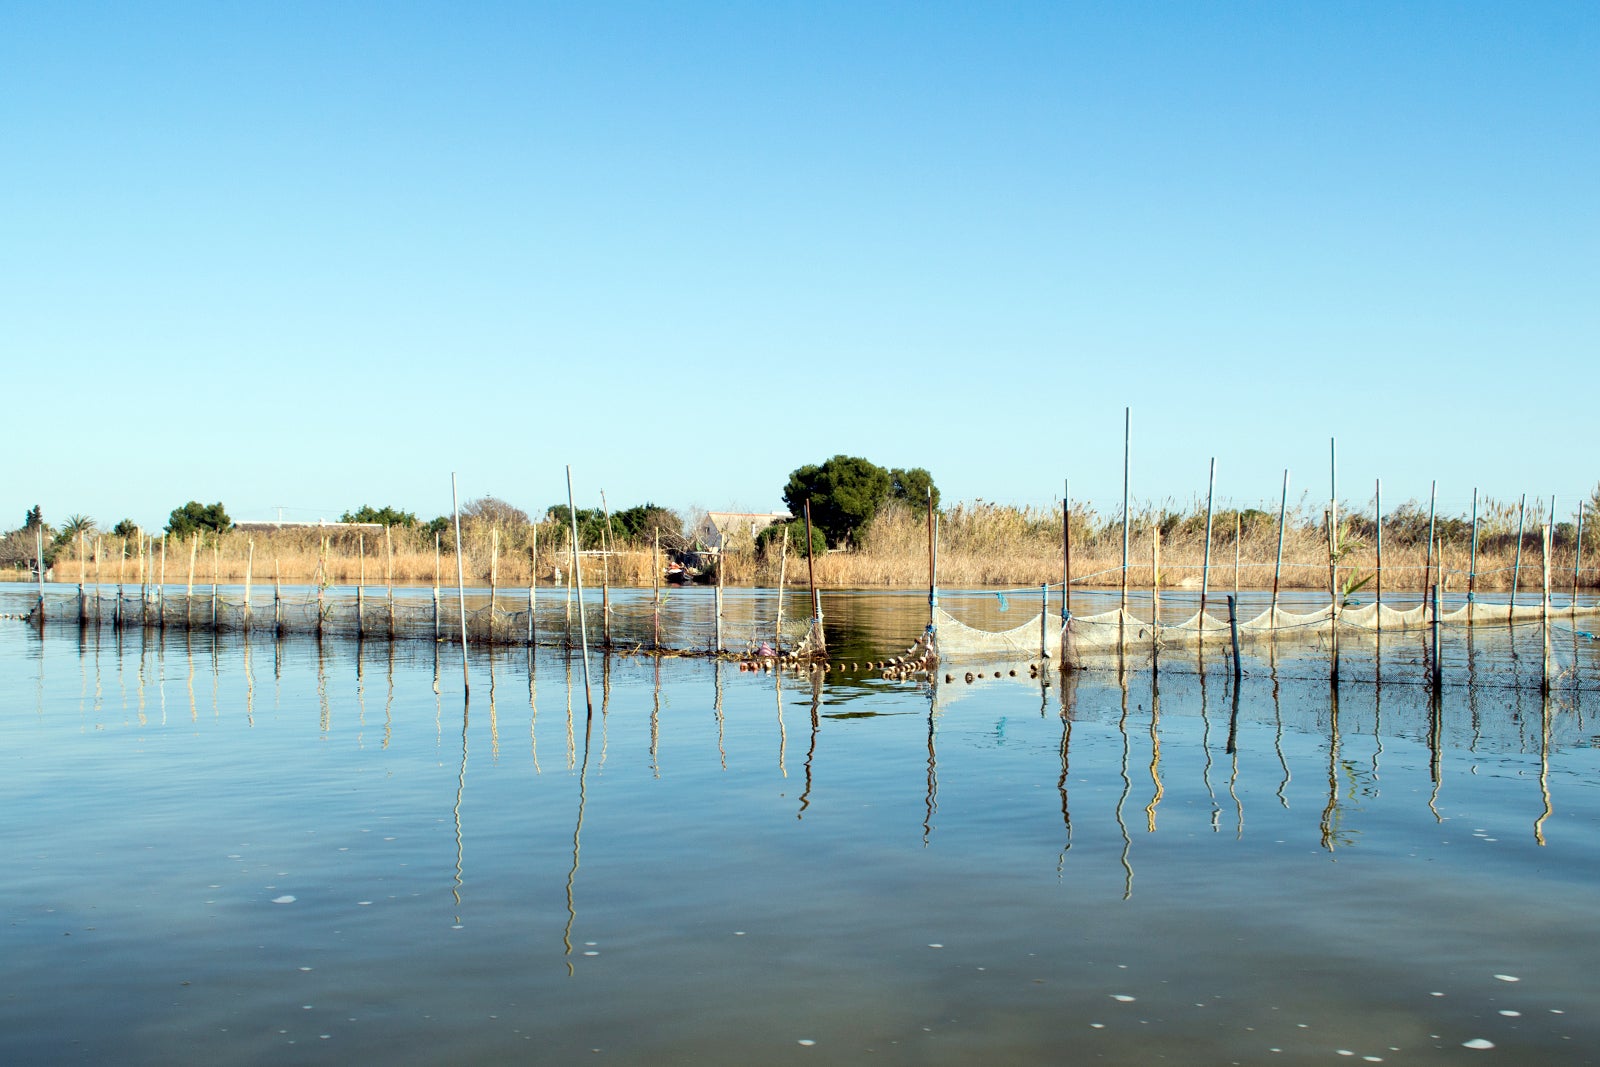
(22, 498, 1593, 596)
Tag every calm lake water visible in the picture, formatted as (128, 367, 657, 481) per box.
(4, 585, 1598, 1065)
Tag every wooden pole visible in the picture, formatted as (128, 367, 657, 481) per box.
(1511, 493, 1526, 614)
(317, 535, 326, 641)
(715, 530, 725, 655)
(186, 533, 197, 624)
(1574, 503, 1585, 607)
(1271, 469, 1288, 617)
(489, 526, 500, 643)
(652, 527, 661, 650)
(1061, 479, 1071, 620)
(34, 527, 45, 620)
(803, 500, 821, 633)
(1423, 480, 1437, 604)
(158, 534, 166, 630)
(273, 551, 283, 634)
(1120, 407, 1130, 613)
(1151, 523, 1161, 653)
(565, 465, 594, 717)
(1039, 583, 1048, 660)
(451, 472, 471, 694)
(927, 485, 938, 630)
(1228, 594, 1242, 681)
(529, 522, 538, 646)
(357, 533, 366, 640)
(210, 537, 219, 629)
(432, 531, 441, 643)
(77, 531, 86, 624)
(1374, 478, 1383, 628)
(386, 524, 395, 639)
(1328, 438, 1338, 612)
(1440, 585, 1452, 694)
(1468, 488, 1479, 624)
(244, 538, 254, 631)
(1232, 511, 1241, 604)
(94, 537, 102, 624)
(599, 491, 614, 648)
(775, 526, 789, 655)
(1199, 457, 1216, 631)
(1542, 523, 1553, 694)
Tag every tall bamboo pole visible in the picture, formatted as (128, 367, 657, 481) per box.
(775, 526, 788, 655)
(529, 522, 538, 646)
(927, 486, 938, 630)
(599, 492, 614, 648)
(433, 531, 441, 642)
(77, 531, 87, 624)
(34, 527, 45, 621)
(1120, 407, 1130, 612)
(565, 465, 593, 717)
(1374, 479, 1383, 628)
(1468, 488, 1479, 623)
(1423, 480, 1437, 605)
(386, 524, 395, 639)
(1511, 494, 1526, 614)
(1061, 479, 1071, 621)
(1199, 457, 1216, 630)
(244, 538, 254, 631)
(357, 534, 366, 640)
(1573, 503, 1585, 607)
(804, 500, 823, 653)
(1271, 469, 1288, 617)
(452, 473, 470, 694)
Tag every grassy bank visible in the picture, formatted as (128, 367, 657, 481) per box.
(13, 497, 1591, 595)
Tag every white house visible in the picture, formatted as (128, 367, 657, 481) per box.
(693, 511, 791, 552)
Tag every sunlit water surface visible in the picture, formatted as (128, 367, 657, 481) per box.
(3, 592, 1598, 1065)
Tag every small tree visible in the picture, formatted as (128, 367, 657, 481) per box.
(756, 520, 825, 560)
(461, 496, 530, 529)
(166, 501, 231, 539)
(112, 518, 140, 539)
(341, 505, 418, 527)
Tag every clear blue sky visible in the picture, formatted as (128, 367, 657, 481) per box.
(5, 1, 1596, 530)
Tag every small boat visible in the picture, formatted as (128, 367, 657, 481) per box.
(665, 563, 695, 585)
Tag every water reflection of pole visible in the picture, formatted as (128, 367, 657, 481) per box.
(383, 642, 395, 750)
(317, 638, 329, 733)
(714, 659, 727, 770)
(1320, 684, 1343, 850)
(1115, 681, 1133, 900)
(1056, 671, 1077, 872)
(1199, 670, 1219, 831)
(650, 655, 661, 778)
(775, 667, 787, 778)
(799, 670, 821, 819)
(488, 646, 500, 762)
(527, 647, 540, 773)
(564, 713, 593, 974)
(1534, 691, 1552, 846)
(565, 657, 575, 771)
(1144, 671, 1163, 833)
(1427, 680, 1444, 821)
(1226, 676, 1243, 838)
(454, 699, 469, 926)
(923, 690, 939, 846)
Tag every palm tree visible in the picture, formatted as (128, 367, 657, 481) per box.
(61, 514, 98, 538)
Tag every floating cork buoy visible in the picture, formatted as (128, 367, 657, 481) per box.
(964, 672, 975, 683)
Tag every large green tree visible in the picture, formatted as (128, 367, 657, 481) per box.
(782, 455, 895, 547)
(166, 501, 232, 539)
(890, 467, 940, 510)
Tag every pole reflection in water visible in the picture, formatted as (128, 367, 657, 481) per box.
(564, 709, 593, 976)
(488, 646, 500, 762)
(1321, 684, 1345, 850)
(1272, 668, 1290, 807)
(714, 658, 726, 770)
(1144, 671, 1163, 833)
(1199, 670, 1219, 831)
(384, 642, 395, 750)
(1535, 692, 1553, 845)
(923, 688, 938, 846)
(317, 638, 329, 733)
(1056, 670, 1076, 873)
(565, 657, 575, 772)
(1428, 681, 1444, 821)
(650, 656, 661, 778)
(1116, 681, 1133, 899)
(1226, 677, 1243, 838)
(799, 670, 821, 820)
(527, 646, 540, 773)
(453, 694, 468, 928)
(774, 667, 787, 779)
